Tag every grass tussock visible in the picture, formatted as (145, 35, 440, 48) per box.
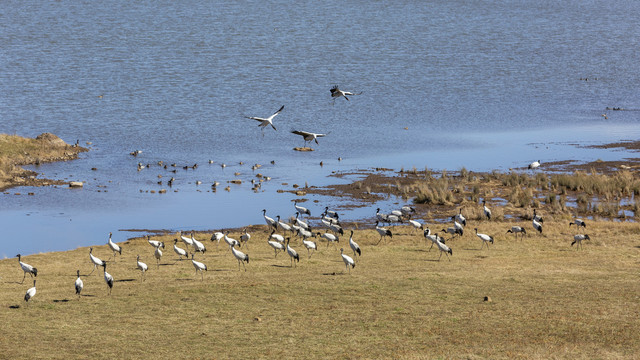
(1, 221, 639, 358)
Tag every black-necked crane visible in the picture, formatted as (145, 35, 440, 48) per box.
(324, 219, 344, 236)
(376, 208, 389, 224)
(173, 239, 189, 260)
(154, 246, 163, 269)
(294, 200, 311, 216)
(180, 231, 194, 250)
(454, 208, 466, 227)
(24, 279, 37, 302)
(340, 248, 356, 274)
(286, 238, 300, 268)
(291, 130, 327, 147)
(348, 230, 361, 260)
(89, 247, 104, 275)
(240, 228, 251, 249)
(483, 200, 492, 220)
(263, 209, 278, 230)
(454, 220, 464, 236)
(191, 232, 206, 254)
(571, 234, 590, 250)
(474, 228, 494, 250)
(330, 85, 361, 102)
(386, 214, 402, 226)
(435, 238, 452, 261)
(107, 232, 122, 262)
(102, 263, 114, 295)
(532, 218, 543, 234)
(16, 254, 38, 284)
(302, 237, 317, 259)
(191, 253, 207, 280)
(269, 229, 285, 243)
(424, 228, 445, 251)
(507, 226, 527, 240)
(317, 232, 339, 249)
(75, 270, 83, 297)
(267, 238, 286, 258)
(230, 243, 249, 271)
(324, 207, 339, 220)
(375, 221, 392, 245)
(296, 227, 313, 241)
(528, 160, 541, 170)
(441, 226, 461, 240)
(533, 209, 544, 224)
(136, 255, 148, 281)
(245, 105, 284, 135)
(569, 219, 586, 229)
(276, 216, 293, 234)
(224, 230, 240, 248)
(401, 205, 416, 218)
(295, 212, 311, 231)
(147, 235, 165, 250)
(211, 231, 224, 249)
(408, 219, 423, 233)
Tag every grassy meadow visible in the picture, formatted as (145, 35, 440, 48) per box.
(1, 220, 639, 359)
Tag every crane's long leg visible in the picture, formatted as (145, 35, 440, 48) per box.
(438, 252, 443, 261)
(21, 272, 26, 284)
(428, 242, 434, 252)
(242, 261, 246, 272)
(88, 265, 96, 276)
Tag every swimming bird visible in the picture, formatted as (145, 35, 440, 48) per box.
(528, 160, 541, 170)
(483, 200, 492, 220)
(191, 253, 207, 280)
(571, 234, 590, 250)
(506, 226, 527, 240)
(348, 230, 361, 259)
(75, 270, 83, 297)
(286, 238, 300, 268)
(107, 232, 122, 262)
(474, 228, 494, 250)
(230, 243, 249, 271)
(88, 248, 104, 275)
(375, 221, 393, 245)
(24, 279, 37, 302)
(102, 263, 114, 295)
(340, 248, 355, 274)
(245, 105, 284, 134)
(173, 239, 189, 260)
(330, 85, 361, 102)
(291, 130, 327, 147)
(569, 219, 586, 229)
(136, 255, 148, 281)
(16, 254, 38, 284)
(302, 238, 318, 259)
(294, 200, 311, 216)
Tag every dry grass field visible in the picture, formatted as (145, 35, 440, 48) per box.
(1, 220, 638, 359)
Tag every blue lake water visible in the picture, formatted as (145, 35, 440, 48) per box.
(1, 1, 639, 257)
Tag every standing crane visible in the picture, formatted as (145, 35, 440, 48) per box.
(340, 248, 356, 274)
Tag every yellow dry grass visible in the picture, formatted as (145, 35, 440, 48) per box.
(1, 220, 639, 359)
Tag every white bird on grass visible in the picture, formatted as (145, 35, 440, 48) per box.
(267, 238, 286, 258)
(154, 246, 163, 268)
(340, 248, 356, 274)
(173, 239, 189, 260)
(435, 239, 452, 261)
(88, 248, 104, 275)
(180, 231, 194, 250)
(408, 219, 424, 233)
(295, 212, 311, 230)
(474, 228, 494, 250)
(263, 209, 278, 230)
(454, 208, 466, 227)
(291, 130, 327, 147)
(506, 226, 527, 240)
(230, 243, 249, 271)
(24, 280, 37, 302)
(240, 228, 251, 249)
(102, 263, 114, 295)
(211, 231, 225, 249)
(276, 216, 292, 234)
(286, 238, 300, 268)
(107, 232, 122, 262)
(375, 221, 393, 245)
(532, 218, 543, 234)
(16, 254, 38, 284)
(224, 231, 240, 248)
(136, 255, 148, 281)
(424, 228, 445, 252)
(75, 270, 83, 297)
(245, 105, 284, 134)
(571, 234, 590, 250)
(317, 232, 339, 249)
(348, 230, 361, 260)
(147, 235, 165, 250)
(302, 238, 318, 259)
(191, 233, 206, 254)
(483, 200, 492, 220)
(569, 219, 587, 229)
(191, 253, 207, 281)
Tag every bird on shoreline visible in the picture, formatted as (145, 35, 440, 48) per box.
(107, 232, 122, 262)
(88, 248, 104, 276)
(245, 105, 284, 135)
(529, 160, 541, 170)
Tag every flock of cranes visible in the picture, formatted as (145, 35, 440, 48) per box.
(244, 85, 361, 147)
(11, 196, 592, 303)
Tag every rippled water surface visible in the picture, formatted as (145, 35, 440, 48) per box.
(1, 1, 639, 256)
